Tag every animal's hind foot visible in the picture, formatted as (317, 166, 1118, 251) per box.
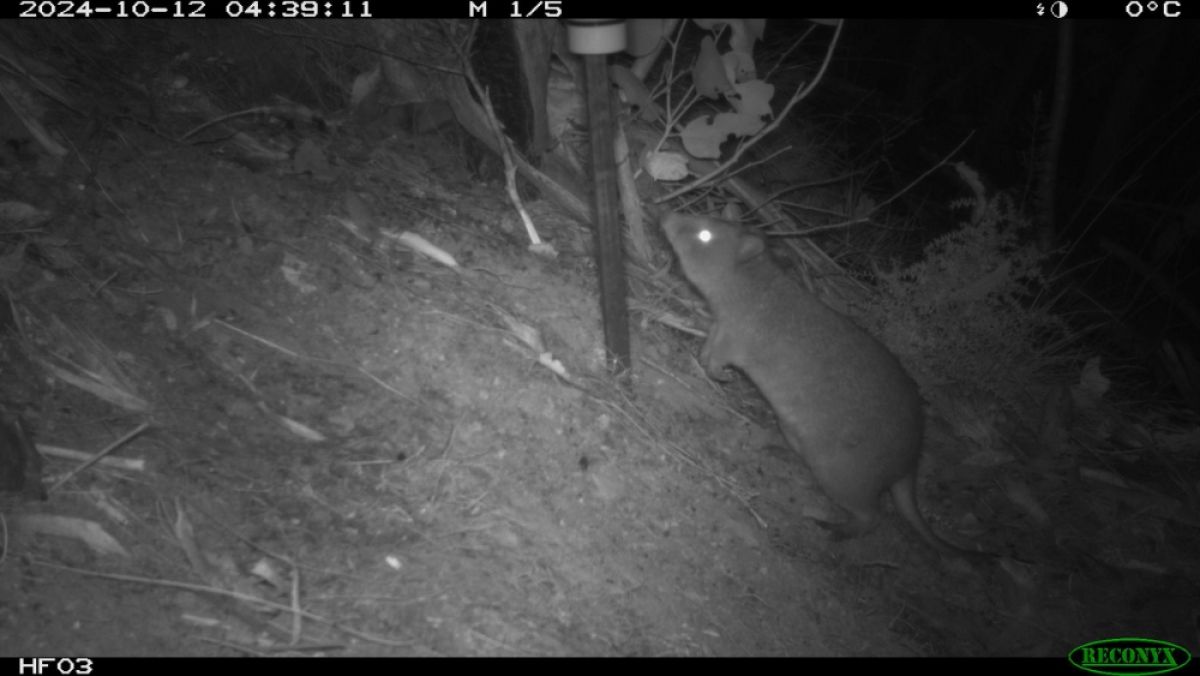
(807, 512, 875, 542)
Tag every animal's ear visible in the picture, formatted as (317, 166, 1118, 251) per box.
(659, 210, 686, 237)
(736, 233, 765, 261)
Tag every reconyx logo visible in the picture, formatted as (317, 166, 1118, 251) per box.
(1069, 638, 1192, 676)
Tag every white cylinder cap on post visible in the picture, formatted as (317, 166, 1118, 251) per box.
(566, 19, 627, 55)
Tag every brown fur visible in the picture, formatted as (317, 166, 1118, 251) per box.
(662, 212, 968, 557)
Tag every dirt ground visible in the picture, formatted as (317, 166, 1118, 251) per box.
(1, 21, 1198, 658)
